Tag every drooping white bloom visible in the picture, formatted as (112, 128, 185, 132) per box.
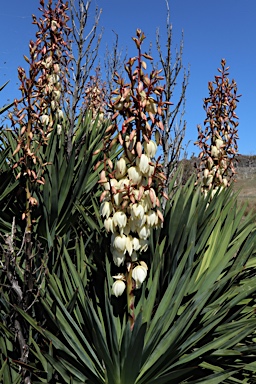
(118, 178, 129, 190)
(138, 154, 150, 175)
(137, 225, 150, 240)
(53, 90, 61, 100)
(126, 235, 133, 256)
(112, 279, 126, 297)
(51, 100, 57, 111)
(113, 211, 127, 230)
(115, 158, 127, 179)
(148, 164, 155, 177)
(144, 140, 157, 158)
(57, 109, 64, 120)
(57, 124, 62, 135)
(114, 192, 123, 206)
(103, 178, 118, 191)
(112, 249, 126, 267)
(211, 145, 219, 158)
(104, 217, 115, 233)
(128, 166, 142, 184)
(146, 210, 158, 227)
(215, 138, 223, 150)
(132, 263, 148, 288)
(131, 203, 145, 220)
(41, 114, 49, 125)
(112, 234, 127, 253)
(130, 216, 147, 232)
(100, 201, 113, 219)
(132, 237, 141, 251)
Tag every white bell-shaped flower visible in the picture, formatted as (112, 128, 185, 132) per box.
(137, 225, 150, 240)
(144, 140, 157, 158)
(104, 217, 115, 233)
(215, 138, 223, 149)
(138, 154, 150, 175)
(115, 158, 127, 179)
(114, 192, 123, 206)
(128, 166, 142, 184)
(100, 201, 113, 219)
(132, 237, 141, 251)
(113, 211, 127, 230)
(112, 234, 127, 253)
(41, 114, 49, 125)
(132, 263, 148, 288)
(131, 203, 145, 220)
(211, 145, 219, 158)
(126, 235, 133, 256)
(112, 249, 126, 266)
(146, 210, 158, 227)
(112, 279, 126, 297)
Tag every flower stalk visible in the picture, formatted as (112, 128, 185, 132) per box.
(99, 29, 169, 324)
(195, 59, 240, 198)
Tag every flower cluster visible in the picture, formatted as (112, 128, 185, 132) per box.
(100, 139, 162, 271)
(82, 67, 107, 127)
(196, 59, 240, 198)
(99, 30, 168, 301)
(40, 56, 64, 135)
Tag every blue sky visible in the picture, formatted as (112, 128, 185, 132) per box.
(0, 0, 256, 156)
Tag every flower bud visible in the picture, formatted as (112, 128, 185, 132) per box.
(155, 130, 161, 145)
(222, 178, 228, 187)
(57, 124, 62, 135)
(57, 109, 64, 120)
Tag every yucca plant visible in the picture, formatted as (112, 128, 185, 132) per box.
(1, 2, 256, 384)
(16, 175, 256, 383)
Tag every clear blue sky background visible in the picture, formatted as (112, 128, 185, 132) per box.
(0, 0, 255, 156)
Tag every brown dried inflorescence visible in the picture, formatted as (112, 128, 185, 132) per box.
(195, 59, 240, 198)
(10, 0, 71, 190)
(82, 66, 108, 125)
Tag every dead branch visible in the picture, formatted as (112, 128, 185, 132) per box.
(156, 0, 189, 198)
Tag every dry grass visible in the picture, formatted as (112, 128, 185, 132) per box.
(233, 169, 256, 217)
